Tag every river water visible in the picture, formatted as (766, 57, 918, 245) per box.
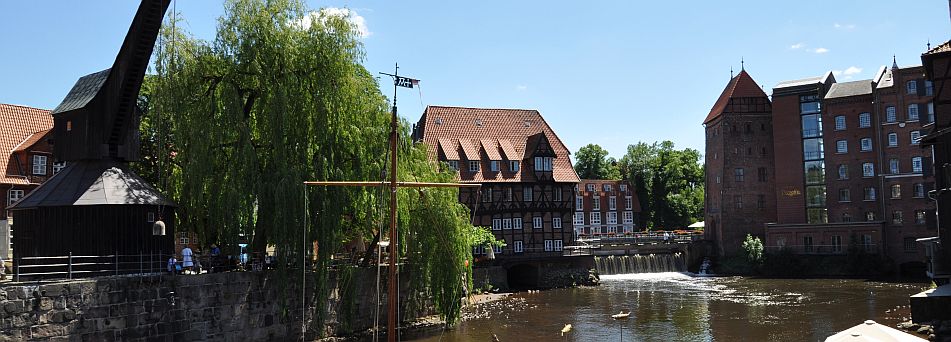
(412, 273, 927, 342)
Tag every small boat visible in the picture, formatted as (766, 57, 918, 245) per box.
(611, 311, 630, 319)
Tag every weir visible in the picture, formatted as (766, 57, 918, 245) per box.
(594, 253, 687, 275)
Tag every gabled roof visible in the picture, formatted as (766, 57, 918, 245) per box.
(825, 80, 873, 99)
(51, 69, 110, 115)
(704, 70, 770, 124)
(416, 106, 580, 183)
(1, 104, 53, 185)
(437, 138, 459, 160)
(12, 129, 52, 153)
(9, 161, 176, 209)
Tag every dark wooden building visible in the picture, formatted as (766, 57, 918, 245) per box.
(9, 0, 174, 269)
(412, 106, 580, 259)
(921, 40, 951, 285)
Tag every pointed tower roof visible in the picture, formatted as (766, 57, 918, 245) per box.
(704, 70, 770, 124)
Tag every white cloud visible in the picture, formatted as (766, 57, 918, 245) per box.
(298, 8, 371, 38)
(843, 66, 861, 75)
(812, 47, 829, 54)
(834, 23, 856, 30)
(832, 66, 862, 81)
(790, 43, 805, 50)
(516, 85, 527, 91)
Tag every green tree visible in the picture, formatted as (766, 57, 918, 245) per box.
(618, 141, 703, 230)
(742, 234, 764, 266)
(144, 0, 479, 326)
(573, 144, 620, 180)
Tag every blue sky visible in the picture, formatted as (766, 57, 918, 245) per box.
(2, 1, 950, 158)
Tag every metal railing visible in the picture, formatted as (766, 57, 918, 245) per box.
(14, 252, 174, 282)
(576, 233, 703, 246)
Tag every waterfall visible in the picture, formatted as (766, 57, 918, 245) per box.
(594, 253, 687, 275)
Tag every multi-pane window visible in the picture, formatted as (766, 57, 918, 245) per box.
(482, 188, 493, 202)
(448, 160, 459, 170)
(544, 240, 553, 252)
(889, 159, 899, 174)
(886, 106, 896, 123)
(757, 194, 765, 209)
(573, 212, 584, 225)
(506, 188, 513, 201)
(586, 184, 595, 192)
(609, 196, 616, 210)
(929, 102, 935, 123)
(554, 240, 563, 251)
(592, 196, 600, 210)
(911, 131, 921, 145)
(757, 167, 767, 182)
(839, 188, 850, 202)
(619, 184, 627, 192)
(603, 184, 612, 192)
(625, 196, 632, 209)
(832, 235, 843, 253)
(514, 218, 522, 229)
(503, 218, 512, 230)
(490, 160, 500, 172)
(533, 216, 543, 229)
(553, 217, 562, 229)
(836, 140, 847, 153)
(926, 80, 934, 96)
(864, 187, 877, 201)
(891, 184, 901, 199)
(907, 80, 918, 94)
(623, 211, 633, 224)
(866, 211, 876, 221)
(887, 133, 898, 147)
(862, 163, 874, 177)
(32, 155, 48, 175)
(893, 211, 904, 225)
(860, 138, 872, 151)
(469, 160, 479, 172)
(575, 196, 583, 210)
(914, 183, 926, 198)
(534, 157, 553, 171)
(590, 212, 601, 225)
(841, 213, 852, 223)
(554, 189, 562, 201)
(734, 195, 743, 209)
(492, 219, 502, 230)
(838, 164, 849, 180)
(53, 161, 66, 174)
(8, 189, 25, 206)
(514, 241, 524, 253)
(523, 187, 533, 202)
(835, 116, 846, 130)
(908, 105, 919, 121)
(179, 232, 189, 245)
(859, 113, 871, 128)
(912, 157, 923, 173)
(803, 236, 814, 253)
(734, 168, 745, 182)
(510, 161, 520, 172)
(916, 211, 927, 224)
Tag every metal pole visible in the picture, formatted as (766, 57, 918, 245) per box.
(140, 252, 143, 274)
(387, 62, 399, 342)
(68, 252, 73, 280)
(115, 253, 119, 276)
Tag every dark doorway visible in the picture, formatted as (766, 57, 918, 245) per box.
(507, 264, 539, 290)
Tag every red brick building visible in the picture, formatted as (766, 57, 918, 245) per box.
(765, 59, 937, 272)
(572, 179, 641, 239)
(703, 69, 777, 256)
(413, 106, 580, 258)
(1, 104, 56, 259)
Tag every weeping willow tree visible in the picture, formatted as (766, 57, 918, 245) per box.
(143, 0, 486, 328)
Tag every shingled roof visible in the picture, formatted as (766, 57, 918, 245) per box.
(9, 161, 176, 208)
(704, 70, 770, 124)
(1, 104, 53, 185)
(51, 69, 110, 115)
(416, 106, 580, 183)
(825, 80, 873, 99)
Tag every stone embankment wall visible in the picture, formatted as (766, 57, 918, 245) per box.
(0, 268, 427, 341)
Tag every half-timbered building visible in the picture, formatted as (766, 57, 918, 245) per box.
(413, 106, 580, 258)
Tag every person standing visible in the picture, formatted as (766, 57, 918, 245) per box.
(182, 246, 194, 274)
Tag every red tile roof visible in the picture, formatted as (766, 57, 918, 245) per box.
(1, 104, 53, 185)
(416, 106, 580, 183)
(704, 70, 769, 124)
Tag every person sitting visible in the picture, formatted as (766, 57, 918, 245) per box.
(167, 256, 177, 274)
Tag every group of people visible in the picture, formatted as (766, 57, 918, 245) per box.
(167, 244, 221, 274)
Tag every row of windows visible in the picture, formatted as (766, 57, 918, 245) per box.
(834, 132, 921, 154)
(491, 216, 561, 230)
(572, 211, 634, 225)
(581, 183, 628, 192)
(821, 209, 928, 225)
(578, 226, 635, 235)
(776, 234, 874, 253)
(472, 240, 562, 254)
(451, 160, 520, 173)
(835, 157, 924, 179)
(731, 167, 769, 182)
(480, 187, 565, 202)
(732, 194, 767, 209)
(575, 195, 634, 211)
(27, 155, 66, 176)
(906, 79, 934, 96)
(709, 122, 769, 137)
(837, 183, 927, 201)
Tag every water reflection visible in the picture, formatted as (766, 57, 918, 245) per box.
(412, 273, 925, 341)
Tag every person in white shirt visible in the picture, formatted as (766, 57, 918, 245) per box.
(182, 246, 194, 274)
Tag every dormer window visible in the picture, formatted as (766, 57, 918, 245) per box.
(447, 160, 459, 171)
(53, 161, 67, 174)
(509, 161, 520, 172)
(469, 160, 479, 172)
(603, 184, 612, 192)
(490, 160, 500, 172)
(586, 184, 595, 192)
(534, 156, 553, 171)
(619, 184, 627, 192)
(32, 155, 48, 175)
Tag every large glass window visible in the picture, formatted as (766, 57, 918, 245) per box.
(804, 161, 825, 184)
(803, 138, 824, 160)
(912, 157, 923, 173)
(801, 114, 822, 138)
(806, 185, 826, 207)
(886, 106, 897, 123)
(807, 208, 828, 224)
(907, 80, 918, 94)
(908, 105, 919, 121)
